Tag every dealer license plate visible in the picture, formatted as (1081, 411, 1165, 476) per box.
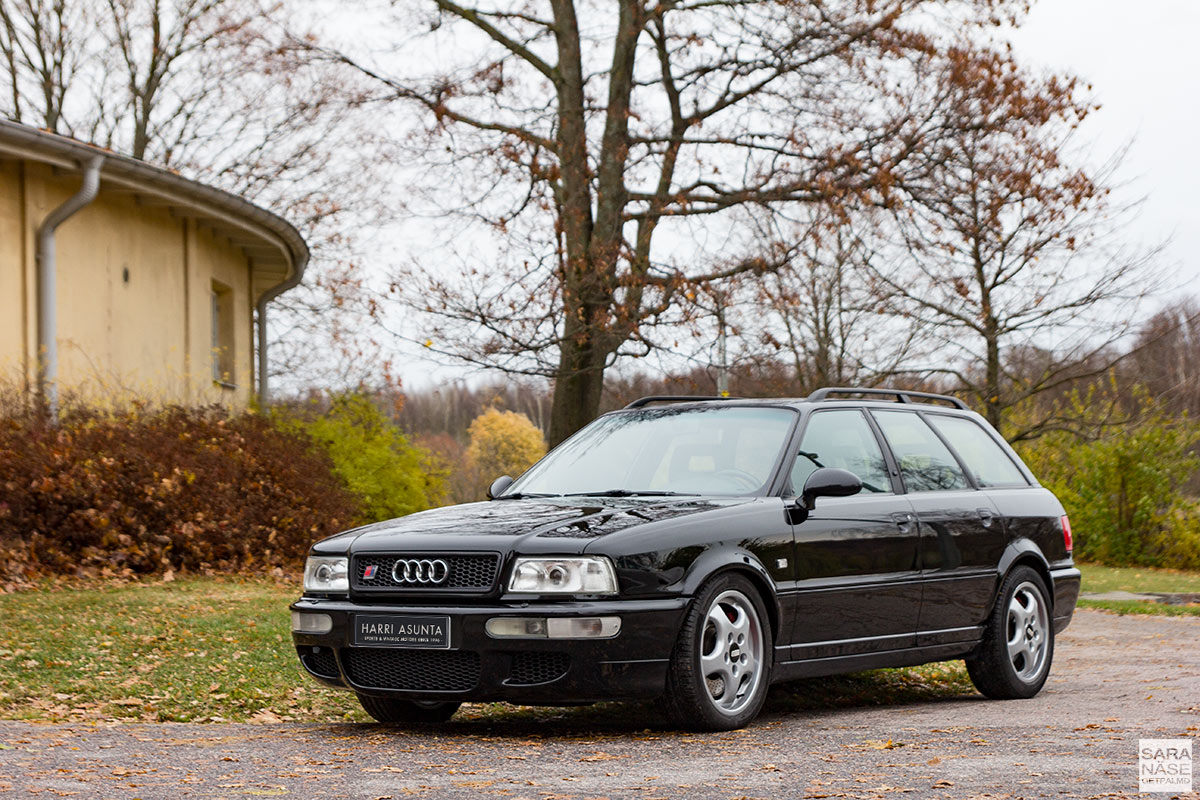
(352, 614, 451, 649)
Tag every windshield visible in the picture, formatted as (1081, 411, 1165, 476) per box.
(506, 406, 796, 497)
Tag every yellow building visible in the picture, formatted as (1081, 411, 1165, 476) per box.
(0, 119, 307, 409)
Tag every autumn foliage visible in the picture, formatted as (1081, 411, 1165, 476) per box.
(466, 409, 546, 491)
(0, 405, 358, 585)
(280, 393, 447, 521)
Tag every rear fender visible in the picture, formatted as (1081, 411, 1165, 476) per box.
(994, 539, 1054, 613)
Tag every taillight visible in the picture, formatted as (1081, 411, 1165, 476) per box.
(1061, 515, 1073, 554)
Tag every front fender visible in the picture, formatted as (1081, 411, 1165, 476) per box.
(678, 545, 782, 638)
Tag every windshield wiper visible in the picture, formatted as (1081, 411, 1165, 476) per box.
(494, 492, 562, 500)
(562, 489, 693, 498)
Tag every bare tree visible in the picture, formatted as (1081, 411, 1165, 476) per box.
(867, 46, 1160, 440)
(0, 0, 87, 130)
(1127, 298, 1200, 419)
(94, 0, 257, 161)
(311, 0, 1037, 445)
(728, 208, 929, 392)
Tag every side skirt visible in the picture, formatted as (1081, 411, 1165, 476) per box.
(770, 641, 978, 683)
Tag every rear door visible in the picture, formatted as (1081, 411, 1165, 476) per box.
(787, 408, 921, 659)
(870, 410, 1004, 646)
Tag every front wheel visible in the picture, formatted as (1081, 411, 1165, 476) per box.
(966, 565, 1054, 699)
(357, 695, 461, 724)
(662, 573, 773, 731)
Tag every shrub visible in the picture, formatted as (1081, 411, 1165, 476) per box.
(466, 408, 546, 491)
(279, 393, 446, 522)
(1018, 413, 1200, 568)
(0, 405, 358, 584)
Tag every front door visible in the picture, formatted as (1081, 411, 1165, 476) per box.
(786, 408, 922, 659)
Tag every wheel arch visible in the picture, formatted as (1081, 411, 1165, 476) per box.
(997, 540, 1055, 613)
(680, 548, 782, 641)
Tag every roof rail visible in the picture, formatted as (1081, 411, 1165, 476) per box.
(624, 395, 737, 409)
(805, 387, 968, 410)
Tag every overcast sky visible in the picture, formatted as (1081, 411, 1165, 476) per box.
(1008, 0, 1200, 300)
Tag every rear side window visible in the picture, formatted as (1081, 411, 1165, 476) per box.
(790, 409, 892, 494)
(872, 410, 969, 492)
(927, 415, 1028, 487)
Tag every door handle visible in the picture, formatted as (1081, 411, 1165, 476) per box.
(977, 508, 995, 528)
(892, 512, 915, 533)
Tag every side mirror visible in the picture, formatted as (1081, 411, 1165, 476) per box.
(487, 475, 515, 499)
(800, 467, 862, 511)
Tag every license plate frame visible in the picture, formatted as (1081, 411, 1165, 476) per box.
(352, 614, 451, 649)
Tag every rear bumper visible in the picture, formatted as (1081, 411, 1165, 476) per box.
(1050, 566, 1082, 633)
(290, 595, 689, 704)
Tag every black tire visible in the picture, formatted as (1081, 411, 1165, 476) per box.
(966, 565, 1055, 699)
(661, 573, 773, 731)
(357, 695, 461, 724)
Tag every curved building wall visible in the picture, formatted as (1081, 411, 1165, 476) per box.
(1, 159, 256, 406)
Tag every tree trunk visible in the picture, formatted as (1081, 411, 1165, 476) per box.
(984, 319, 1002, 432)
(548, 328, 607, 447)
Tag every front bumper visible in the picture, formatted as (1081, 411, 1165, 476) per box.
(290, 596, 690, 704)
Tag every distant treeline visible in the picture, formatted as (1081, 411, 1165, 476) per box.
(392, 296, 1200, 446)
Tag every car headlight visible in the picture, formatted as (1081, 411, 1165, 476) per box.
(303, 556, 349, 593)
(507, 556, 618, 595)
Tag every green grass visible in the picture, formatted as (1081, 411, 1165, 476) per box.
(1078, 562, 1200, 594)
(0, 577, 976, 724)
(1077, 562, 1200, 617)
(1075, 598, 1200, 617)
(0, 577, 366, 724)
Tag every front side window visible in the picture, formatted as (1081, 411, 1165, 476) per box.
(872, 410, 969, 492)
(927, 415, 1028, 487)
(790, 409, 891, 494)
(508, 406, 796, 496)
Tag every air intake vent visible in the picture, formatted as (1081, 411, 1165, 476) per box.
(299, 646, 339, 679)
(507, 652, 571, 685)
(343, 648, 481, 691)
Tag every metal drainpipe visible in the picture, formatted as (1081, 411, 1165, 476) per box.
(36, 155, 104, 417)
(255, 260, 305, 406)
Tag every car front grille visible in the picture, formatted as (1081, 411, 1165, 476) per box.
(353, 553, 502, 593)
(342, 648, 481, 691)
(298, 646, 339, 679)
(507, 652, 571, 686)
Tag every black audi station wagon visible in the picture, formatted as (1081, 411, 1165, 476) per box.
(291, 388, 1080, 730)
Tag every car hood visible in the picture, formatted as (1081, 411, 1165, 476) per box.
(326, 496, 751, 555)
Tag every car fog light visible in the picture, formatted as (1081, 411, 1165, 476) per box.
(546, 617, 621, 639)
(291, 611, 333, 634)
(486, 617, 548, 638)
(485, 616, 620, 639)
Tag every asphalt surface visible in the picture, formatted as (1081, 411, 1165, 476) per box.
(2, 609, 1197, 799)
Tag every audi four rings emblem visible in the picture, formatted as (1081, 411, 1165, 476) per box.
(391, 558, 450, 585)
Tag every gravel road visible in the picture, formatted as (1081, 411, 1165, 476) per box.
(2, 609, 1197, 799)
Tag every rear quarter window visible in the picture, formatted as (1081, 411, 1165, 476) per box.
(927, 414, 1029, 488)
(871, 410, 970, 492)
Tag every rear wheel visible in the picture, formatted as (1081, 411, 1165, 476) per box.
(966, 565, 1054, 699)
(357, 695, 461, 724)
(662, 573, 772, 731)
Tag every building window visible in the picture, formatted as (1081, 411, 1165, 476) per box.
(211, 281, 235, 388)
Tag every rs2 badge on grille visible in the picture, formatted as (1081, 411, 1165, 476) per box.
(353, 614, 451, 649)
